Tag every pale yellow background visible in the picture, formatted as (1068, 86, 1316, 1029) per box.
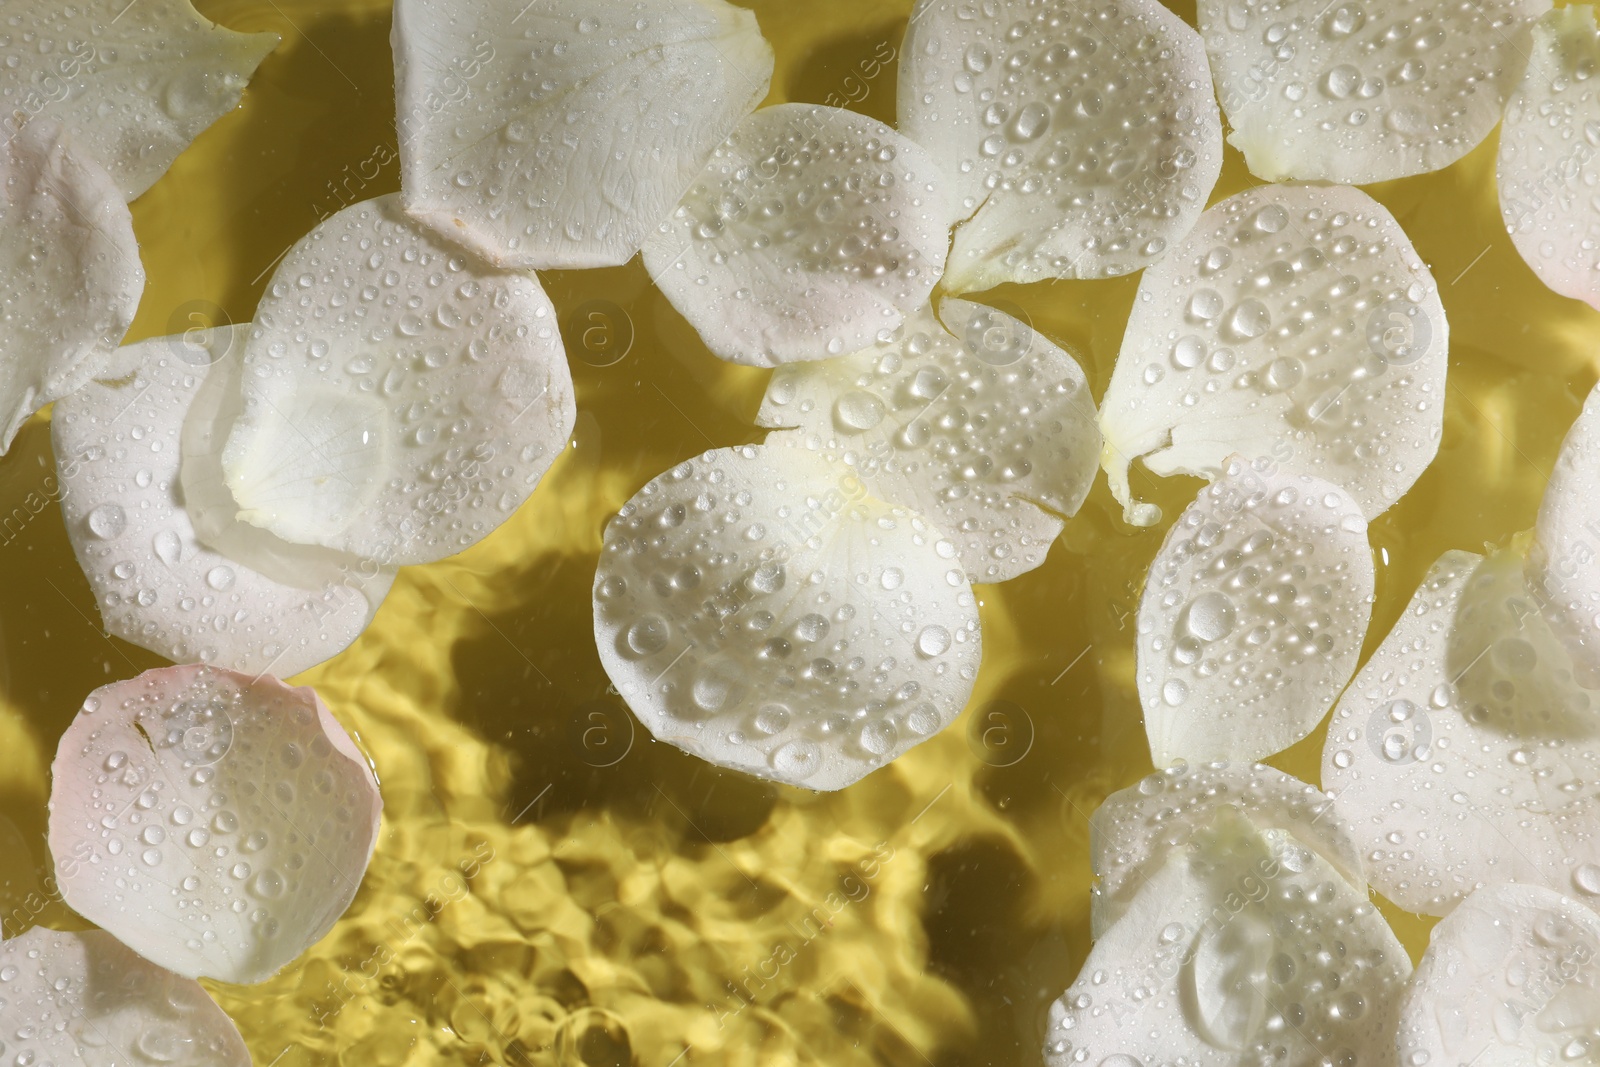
(0, 1, 1592, 1064)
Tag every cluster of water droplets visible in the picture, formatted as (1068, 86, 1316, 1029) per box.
(1048, 808, 1409, 1067)
(0, 928, 249, 1066)
(49, 666, 381, 982)
(757, 299, 1099, 582)
(1323, 546, 1600, 915)
(592, 446, 979, 789)
(1205, 0, 1544, 181)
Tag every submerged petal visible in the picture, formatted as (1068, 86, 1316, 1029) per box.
(1398, 883, 1600, 1065)
(220, 194, 575, 565)
(900, 0, 1223, 291)
(48, 664, 383, 983)
(1089, 760, 1366, 938)
(53, 327, 394, 678)
(1137, 458, 1374, 765)
(1499, 7, 1600, 310)
(1201, 0, 1548, 183)
(757, 299, 1099, 582)
(1046, 809, 1408, 1067)
(643, 103, 951, 366)
(592, 444, 981, 790)
(393, 0, 773, 269)
(0, 927, 249, 1066)
(0, 0, 277, 200)
(1322, 546, 1600, 915)
(0, 120, 143, 454)
(1099, 183, 1447, 526)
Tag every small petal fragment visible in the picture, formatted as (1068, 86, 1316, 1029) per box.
(0, 927, 249, 1066)
(900, 0, 1223, 291)
(393, 0, 773, 269)
(1089, 760, 1366, 937)
(221, 194, 576, 564)
(1200, 0, 1549, 183)
(53, 327, 394, 677)
(1099, 184, 1447, 526)
(1499, 7, 1600, 309)
(1398, 883, 1600, 1065)
(0, 120, 143, 454)
(1530, 379, 1600, 686)
(1137, 458, 1374, 766)
(643, 104, 951, 366)
(1322, 547, 1600, 915)
(757, 299, 1099, 582)
(0, 0, 278, 201)
(1045, 809, 1409, 1067)
(592, 445, 981, 790)
(48, 665, 383, 983)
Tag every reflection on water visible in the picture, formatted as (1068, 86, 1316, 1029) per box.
(0, 0, 1593, 1063)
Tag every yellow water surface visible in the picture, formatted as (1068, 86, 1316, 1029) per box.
(0, 1, 1596, 1064)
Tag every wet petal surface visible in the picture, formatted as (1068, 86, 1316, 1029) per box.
(1201, 0, 1548, 183)
(1046, 808, 1409, 1067)
(643, 103, 951, 366)
(592, 444, 981, 790)
(53, 327, 394, 678)
(1322, 546, 1600, 915)
(900, 0, 1223, 291)
(220, 194, 575, 565)
(1099, 183, 1447, 527)
(393, 0, 773, 269)
(757, 299, 1099, 582)
(48, 665, 383, 983)
(1089, 760, 1365, 937)
(1137, 457, 1374, 765)
(0, 927, 249, 1066)
(0, 0, 277, 200)
(0, 121, 143, 454)
(1499, 7, 1600, 310)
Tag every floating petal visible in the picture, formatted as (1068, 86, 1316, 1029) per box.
(757, 298, 1099, 582)
(642, 103, 951, 366)
(0, 120, 143, 454)
(393, 0, 773, 269)
(48, 664, 383, 983)
(53, 327, 394, 677)
(1089, 760, 1365, 938)
(592, 444, 981, 790)
(1099, 183, 1447, 526)
(899, 0, 1223, 291)
(0, 0, 277, 200)
(1200, 0, 1549, 183)
(1530, 381, 1600, 686)
(1322, 546, 1600, 915)
(1499, 7, 1600, 309)
(220, 194, 575, 564)
(1137, 457, 1374, 765)
(1045, 808, 1409, 1067)
(1397, 882, 1600, 1065)
(0, 927, 248, 1066)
